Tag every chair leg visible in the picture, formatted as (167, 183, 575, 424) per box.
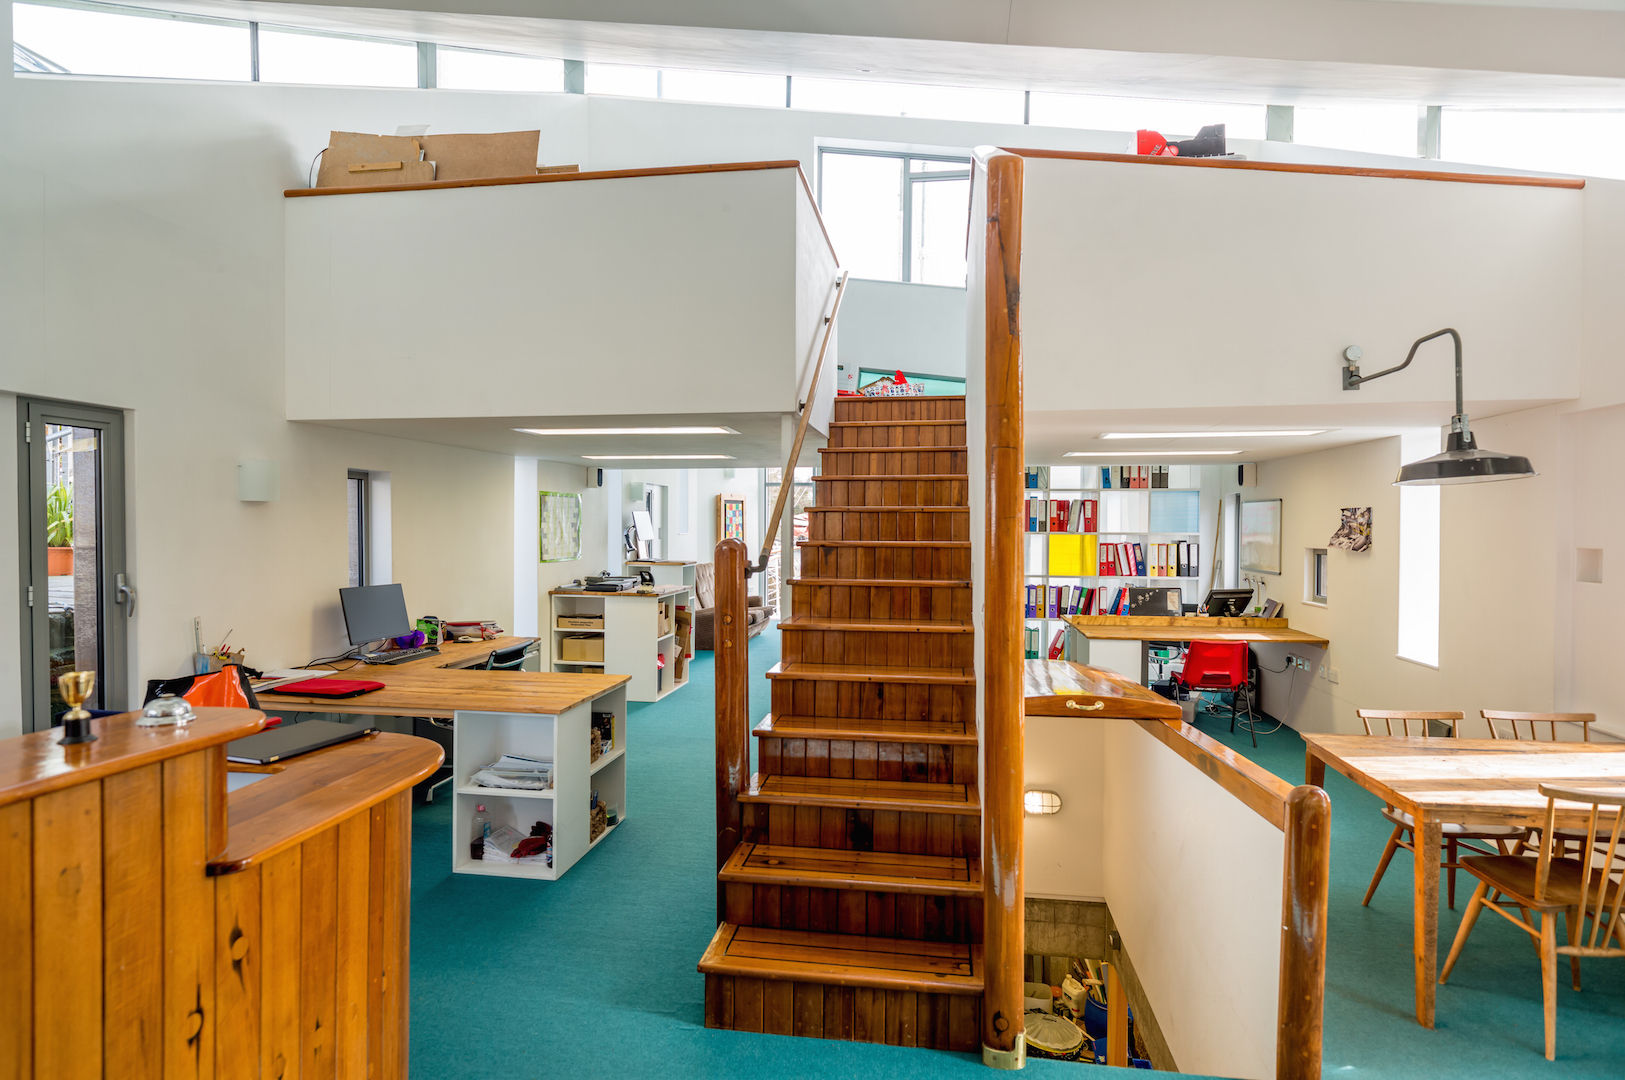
(1440, 878, 1491, 984)
(1539, 912, 1558, 1061)
(1447, 838, 1458, 910)
(1565, 906, 1582, 991)
(1242, 685, 1257, 748)
(1363, 825, 1406, 907)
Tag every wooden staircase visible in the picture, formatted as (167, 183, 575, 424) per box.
(699, 394, 983, 1051)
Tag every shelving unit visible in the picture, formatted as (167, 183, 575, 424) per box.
(624, 559, 697, 591)
(1024, 464, 1205, 661)
(549, 586, 692, 702)
(451, 684, 627, 881)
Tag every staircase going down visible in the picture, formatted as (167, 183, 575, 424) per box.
(699, 395, 982, 1051)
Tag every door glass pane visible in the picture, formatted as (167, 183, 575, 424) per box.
(819, 152, 904, 281)
(910, 176, 970, 285)
(44, 424, 104, 720)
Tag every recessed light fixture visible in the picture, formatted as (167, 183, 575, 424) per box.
(581, 454, 735, 461)
(1063, 450, 1242, 457)
(1099, 430, 1325, 440)
(514, 426, 738, 436)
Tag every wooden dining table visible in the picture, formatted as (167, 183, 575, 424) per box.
(1303, 733, 1625, 1028)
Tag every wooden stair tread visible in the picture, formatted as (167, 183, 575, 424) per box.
(806, 505, 967, 513)
(699, 923, 982, 993)
(755, 713, 976, 744)
(837, 395, 966, 402)
(788, 577, 969, 588)
(780, 617, 972, 634)
(798, 539, 970, 548)
(721, 842, 981, 895)
(767, 661, 973, 685)
(814, 474, 969, 481)
(819, 446, 968, 454)
(742, 772, 980, 815)
(830, 419, 965, 428)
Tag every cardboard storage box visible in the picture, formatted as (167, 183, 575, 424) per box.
(561, 634, 605, 662)
(557, 615, 604, 630)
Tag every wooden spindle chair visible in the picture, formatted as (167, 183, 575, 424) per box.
(1482, 711, 1606, 859)
(1440, 783, 1625, 1061)
(1357, 709, 1524, 909)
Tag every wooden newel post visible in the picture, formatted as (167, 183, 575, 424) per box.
(714, 538, 750, 918)
(1277, 784, 1331, 1080)
(982, 150, 1027, 1070)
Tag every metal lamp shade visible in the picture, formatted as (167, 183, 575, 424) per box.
(1394, 430, 1536, 486)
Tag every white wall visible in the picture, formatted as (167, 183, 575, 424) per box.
(838, 280, 968, 381)
(1023, 715, 1106, 899)
(1555, 402, 1625, 738)
(616, 466, 763, 565)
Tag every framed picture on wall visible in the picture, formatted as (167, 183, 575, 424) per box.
(717, 493, 747, 544)
(1240, 498, 1283, 575)
(539, 491, 583, 562)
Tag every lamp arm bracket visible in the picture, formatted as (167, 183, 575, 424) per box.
(1342, 328, 1463, 415)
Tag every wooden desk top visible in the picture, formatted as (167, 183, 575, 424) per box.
(549, 585, 687, 598)
(1305, 734, 1625, 827)
(210, 731, 441, 874)
(263, 637, 629, 719)
(0, 707, 265, 808)
(1023, 660, 1180, 719)
(626, 560, 696, 567)
(1065, 614, 1329, 646)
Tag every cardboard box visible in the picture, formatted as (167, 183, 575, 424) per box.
(561, 634, 604, 662)
(557, 615, 604, 630)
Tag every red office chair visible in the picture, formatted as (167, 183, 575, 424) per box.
(1171, 640, 1258, 747)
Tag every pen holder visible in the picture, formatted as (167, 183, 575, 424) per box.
(194, 652, 223, 674)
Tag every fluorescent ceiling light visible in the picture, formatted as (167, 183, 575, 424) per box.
(581, 454, 735, 461)
(1064, 450, 1242, 457)
(1099, 429, 1326, 440)
(515, 426, 738, 436)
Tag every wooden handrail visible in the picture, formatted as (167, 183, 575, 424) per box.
(980, 148, 1027, 1069)
(1132, 718, 1295, 830)
(713, 538, 750, 918)
(285, 158, 804, 198)
(998, 147, 1586, 190)
(753, 269, 849, 577)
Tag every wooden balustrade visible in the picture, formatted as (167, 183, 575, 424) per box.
(980, 148, 1027, 1067)
(1279, 785, 1332, 1080)
(714, 537, 751, 917)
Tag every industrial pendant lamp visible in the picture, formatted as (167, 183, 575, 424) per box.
(1341, 328, 1537, 486)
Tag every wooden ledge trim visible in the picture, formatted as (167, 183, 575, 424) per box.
(1001, 147, 1586, 190)
(286, 158, 802, 198)
(1133, 717, 1294, 830)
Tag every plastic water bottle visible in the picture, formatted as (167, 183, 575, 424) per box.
(471, 804, 491, 860)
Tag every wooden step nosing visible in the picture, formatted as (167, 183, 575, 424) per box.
(779, 618, 973, 633)
(787, 577, 971, 587)
(698, 923, 984, 994)
(805, 505, 968, 513)
(720, 844, 982, 896)
(796, 540, 971, 548)
(766, 664, 974, 686)
(742, 775, 981, 816)
(753, 716, 977, 745)
(813, 474, 969, 481)
(818, 446, 969, 454)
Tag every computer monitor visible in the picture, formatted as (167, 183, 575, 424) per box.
(1126, 586, 1183, 617)
(1201, 587, 1255, 618)
(339, 583, 412, 646)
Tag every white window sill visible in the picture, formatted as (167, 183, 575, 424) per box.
(1395, 654, 1440, 671)
(1301, 599, 1327, 609)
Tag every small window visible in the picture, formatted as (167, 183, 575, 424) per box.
(257, 26, 417, 88)
(1307, 548, 1328, 605)
(347, 471, 368, 587)
(435, 46, 564, 92)
(583, 62, 660, 98)
(12, 1, 252, 81)
(658, 68, 786, 108)
(816, 148, 972, 285)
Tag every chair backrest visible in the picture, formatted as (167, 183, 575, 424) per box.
(485, 643, 534, 671)
(694, 561, 716, 609)
(1356, 709, 1462, 738)
(1481, 710, 1595, 742)
(1179, 640, 1249, 688)
(1535, 784, 1625, 953)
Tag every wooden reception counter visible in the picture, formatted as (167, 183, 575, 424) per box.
(0, 706, 441, 1079)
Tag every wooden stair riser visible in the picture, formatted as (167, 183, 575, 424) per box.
(704, 976, 980, 1051)
(744, 803, 981, 861)
(829, 422, 967, 450)
(814, 477, 969, 507)
(780, 627, 974, 669)
(798, 544, 971, 582)
(807, 508, 969, 542)
(760, 738, 977, 786)
(724, 883, 983, 943)
(831, 396, 966, 423)
(771, 680, 974, 724)
(819, 448, 968, 477)
(792, 581, 971, 623)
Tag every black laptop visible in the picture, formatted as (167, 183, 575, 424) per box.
(226, 719, 376, 765)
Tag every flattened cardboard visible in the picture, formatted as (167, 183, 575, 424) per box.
(417, 130, 539, 182)
(317, 131, 424, 187)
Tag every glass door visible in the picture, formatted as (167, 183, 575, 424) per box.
(19, 398, 129, 732)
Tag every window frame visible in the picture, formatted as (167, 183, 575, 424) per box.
(347, 469, 369, 588)
(1306, 547, 1328, 606)
(815, 146, 971, 284)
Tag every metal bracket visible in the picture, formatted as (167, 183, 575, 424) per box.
(982, 1033, 1027, 1070)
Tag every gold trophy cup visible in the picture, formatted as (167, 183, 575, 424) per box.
(58, 670, 98, 745)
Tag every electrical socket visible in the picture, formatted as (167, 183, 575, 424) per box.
(1328, 667, 1341, 685)
(1285, 654, 1297, 669)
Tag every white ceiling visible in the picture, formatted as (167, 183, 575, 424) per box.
(138, 0, 1625, 107)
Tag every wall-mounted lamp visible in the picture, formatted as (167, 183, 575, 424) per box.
(1341, 328, 1536, 485)
(1024, 789, 1062, 816)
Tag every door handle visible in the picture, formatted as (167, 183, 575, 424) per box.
(116, 572, 136, 617)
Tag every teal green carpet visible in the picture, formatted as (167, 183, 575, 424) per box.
(1187, 704, 1625, 1077)
(407, 629, 1174, 1078)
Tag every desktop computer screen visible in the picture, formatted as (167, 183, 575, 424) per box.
(1126, 587, 1183, 616)
(1201, 587, 1255, 618)
(339, 584, 412, 646)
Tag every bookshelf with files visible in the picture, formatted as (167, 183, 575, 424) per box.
(1022, 464, 1204, 661)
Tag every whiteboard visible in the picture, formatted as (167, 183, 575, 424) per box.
(1240, 499, 1282, 575)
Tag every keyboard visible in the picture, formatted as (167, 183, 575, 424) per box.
(361, 646, 440, 665)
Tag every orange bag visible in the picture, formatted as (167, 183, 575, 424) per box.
(180, 666, 256, 709)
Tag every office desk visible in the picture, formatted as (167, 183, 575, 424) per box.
(1304, 734, 1625, 1029)
(1064, 615, 1329, 683)
(265, 641, 631, 880)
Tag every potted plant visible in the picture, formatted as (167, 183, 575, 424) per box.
(46, 483, 73, 575)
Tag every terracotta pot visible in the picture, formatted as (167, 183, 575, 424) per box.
(47, 546, 73, 576)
